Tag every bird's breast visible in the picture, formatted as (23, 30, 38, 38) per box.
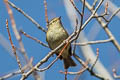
(46, 27, 68, 50)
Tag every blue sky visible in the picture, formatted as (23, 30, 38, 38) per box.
(0, 0, 120, 80)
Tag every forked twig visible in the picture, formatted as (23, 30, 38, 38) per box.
(80, 0, 120, 52)
(106, 8, 120, 26)
(73, 54, 107, 79)
(93, 2, 109, 22)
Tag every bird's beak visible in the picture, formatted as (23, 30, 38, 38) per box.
(59, 16, 61, 20)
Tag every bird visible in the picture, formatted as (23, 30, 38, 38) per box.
(46, 17, 76, 69)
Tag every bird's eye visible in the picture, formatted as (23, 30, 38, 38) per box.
(53, 20, 56, 23)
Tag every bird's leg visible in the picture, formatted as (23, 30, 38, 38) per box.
(65, 69, 68, 80)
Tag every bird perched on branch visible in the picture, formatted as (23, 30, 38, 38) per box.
(46, 17, 76, 69)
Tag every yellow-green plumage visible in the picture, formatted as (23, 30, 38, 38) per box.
(46, 17, 76, 69)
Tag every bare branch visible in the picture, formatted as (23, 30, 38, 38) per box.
(81, 0, 85, 17)
(81, 0, 104, 30)
(5, 19, 24, 74)
(2, 0, 119, 80)
(73, 54, 108, 80)
(20, 30, 49, 48)
(91, 48, 99, 70)
(7, 0, 46, 33)
(69, 0, 82, 16)
(73, 0, 85, 55)
(72, 0, 104, 50)
(44, 0, 49, 28)
(93, 2, 109, 22)
(60, 61, 88, 75)
(4, 0, 29, 62)
(20, 34, 74, 80)
(4, 1, 41, 79)
(105, 2, 108, 14)
(60, 67, 87, 75)
(106, 8, 120, 26)
(80, 0, 120, 52)
(73, 17, 78, 54)
(73, 38, 112, 46)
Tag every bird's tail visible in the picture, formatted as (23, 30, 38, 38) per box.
(63, 56, 76, 69)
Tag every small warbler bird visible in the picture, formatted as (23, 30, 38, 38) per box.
(46, 17, 76, 69)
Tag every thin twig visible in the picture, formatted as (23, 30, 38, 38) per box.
(69, 0, 82, 16)
(93, 3, 109, 22)
(7, 0, 46, 33)
(60, 67, 87, 75)
(106, 8, 120, 26)
(73, 38, 112, 46)
(60, 61, 88, 75)
(73, 0, 85, 55)
(81, 0, 85, 18)
(73, 17, 78, 54)
(105, 2, 108, 14)
(91, 48, 99, 70)
(20, 30, 49, 48)
(75, 17, 78, 31)
(92, 13, 108, 18)
(93, 15, 109, 22)
(44, 0, 49, 28)
(78, 0, 85, 39)
(6, 19, 24, 74)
